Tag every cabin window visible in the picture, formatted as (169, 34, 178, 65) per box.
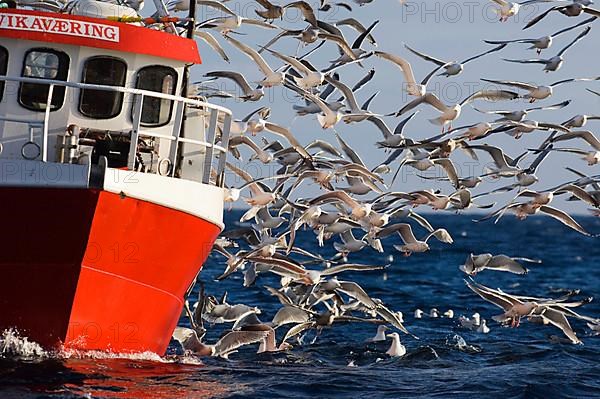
(135, 66, 178, 127)
(79, 57, 127, 119)
(19, 49, 69, 111)
(0, 46, 7, 102)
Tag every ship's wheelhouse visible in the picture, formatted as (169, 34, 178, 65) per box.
(0, 7, 232, 186)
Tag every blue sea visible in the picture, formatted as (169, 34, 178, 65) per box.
(2, 212, 600, 398)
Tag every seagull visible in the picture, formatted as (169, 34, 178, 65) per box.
(563, 113, 600, 128)
(172, 327, 268, 358)
(285, 81, 375, 129)
(309, 190, 372, 219)
(195, 1, 278, 33)
(481, 76, 599, 102)
(263, 48, 356, 90)
(404, 43, 507, 78)
(459, 313, 481, 329)
(502, 26, 591, 72)
(460, 253, 541, 275)
(367, 325, 390, 342)
(523, 3, 600, 30)
(483, 201, 593, 236)
(386, 332, 406, 357)
(224, 35, 285, 87)
(377, 223, 453, 256)
(539, 147, 600, 165)
(228, 136, 273, 163)
(226, 162, 277, 220)
(484, 16, 596, 54)
(395, 90, 520, 128)
(194, 30, 231, 63)
(473, 100, 571, 122)
(551, 130, 600, 153)
(489, 0, 555, 21)
(477, 320, 491, 334)
(374, 51, 441, 97)
(466, 279, 587, 344)
(203, 71, 264, 101)
(369, 112, 418, 149)
(414, 309, 424, 318)
(254, 0, 285, 21)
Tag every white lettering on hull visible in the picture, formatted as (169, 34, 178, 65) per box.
(0, 14, 119, 42)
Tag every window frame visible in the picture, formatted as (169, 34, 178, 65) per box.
(0, 46, 7, 102)
(134, 65, 178, 128)
(18, 48, 70, 112)
(78, 55, 128, 120)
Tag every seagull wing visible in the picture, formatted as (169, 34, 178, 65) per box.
(523, 6, 559, 30)
(309, 190, 359, 209)
(539, 307, 581, 344)
(272, 306, 312, 328)
(551, 16, 596, 37)
(213, 330, 269, 358)
(320, 263, 386, 276)
(396, 223, 419, 244)
(284, 1, 317, 26)
(225, 36, 275, 76)
(319, 32, 357, 61)
(205, 71, 252, 93)
(553, 130, 600, 151)
(404, 43, 446, 66)
(265, 48, 313, 75)
(374, 51, 418, 89)
(197, 0, 237, 16)
(336, 17, 377, 46)
(264, 122, 312, 159)
(195, 31, 230, 63)
(335, 132, 365, 166)
(461, 89, 520, 106)
(554, 184, 600, 207)
(465, 279, 519, 311)
(557, 26, 591, 57)
(461, 43, 507, 64)
(433, 158, 459, 189)
(226, 162, 264, 196)
(325, 75, 360, 111)
(336, 280, 378, 309)
(481, 78, 537, 91)
(486, 255, 529, 274)
(351, 19, 379, 49)
(539, 205, 591, 236)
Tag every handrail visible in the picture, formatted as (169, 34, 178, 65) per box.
(0, 75, 233, 116)
(0, 74, 232, 187)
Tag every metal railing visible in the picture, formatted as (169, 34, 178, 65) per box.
(0, 75, 232, 187)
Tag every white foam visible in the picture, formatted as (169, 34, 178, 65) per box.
(0, 329, 47, 359)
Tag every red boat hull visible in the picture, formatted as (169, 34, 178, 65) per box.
(0, 188, 220, 355)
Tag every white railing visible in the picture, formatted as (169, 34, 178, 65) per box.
(0, 75, 232, 187)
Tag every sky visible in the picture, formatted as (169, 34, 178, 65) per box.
(179, 0, 600, 213)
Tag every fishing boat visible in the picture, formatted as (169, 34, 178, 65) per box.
(0, 0, 232, 355)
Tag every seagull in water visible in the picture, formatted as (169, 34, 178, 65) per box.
(386, 332, 407, 357)
(367, 325, 389, 342)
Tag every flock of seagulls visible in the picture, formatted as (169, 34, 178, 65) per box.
(174, 0, 600, 358)
(18, 0, 600, 358)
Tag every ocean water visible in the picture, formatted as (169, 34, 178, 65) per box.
(2, 212, 600, 398)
